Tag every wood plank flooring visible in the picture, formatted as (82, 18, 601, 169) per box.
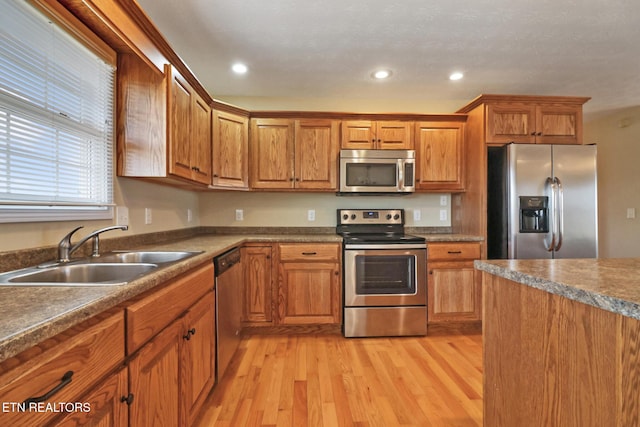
(194, 331, 482, 426)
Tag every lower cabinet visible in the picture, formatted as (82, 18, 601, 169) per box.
(0, 310, 125, 427)
(427, 242, 482, 324)
(241, 245, 274, 325)
(277, 243, 341, 325)
(126, 263, 216, 427)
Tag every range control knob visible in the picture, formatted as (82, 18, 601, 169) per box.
(393, 214, 400, 220)
(386, 214, 392, 220)
(342, 214, 349, 220)
(351, 214, 357, 220)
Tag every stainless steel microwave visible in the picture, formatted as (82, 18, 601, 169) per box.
(339, 149, 415, 193)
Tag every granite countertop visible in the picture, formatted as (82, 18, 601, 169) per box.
(0, 230, 483, 364)
(475, 258, 640, 321)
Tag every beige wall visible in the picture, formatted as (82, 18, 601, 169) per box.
(199, 192, 450, 228)
(0, 178, 199, 253)
(584, 106, 640, 258)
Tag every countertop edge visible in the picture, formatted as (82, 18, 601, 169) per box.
(475, 260, 640, 321)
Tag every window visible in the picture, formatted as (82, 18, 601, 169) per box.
(0, 0, 115, 223)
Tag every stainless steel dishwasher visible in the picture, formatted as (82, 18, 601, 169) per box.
(213, 247, 243, 382)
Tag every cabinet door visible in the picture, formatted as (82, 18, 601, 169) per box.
(428, 260, 481, 322)
(190, 94, 212, 184)
(415, 121, 464, 191)
(242, 245, 273, 324)
(294, 119, 339, 189)
(52, 367, 129, 427)
(168, 65, 194, 180)
(129, 319, 181, 427)
(250, 119, 295, 188)
(535, 104, 582, 144)
(341, 120, 375, 149)
(180, 291, 216, 427)
(486, 103, 536, 144)
(376, 121, 413, 149)
(212, 110, 249, 188)
(278, 262, 340, 324)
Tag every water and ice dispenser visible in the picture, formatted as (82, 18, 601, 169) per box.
(519, 196, 549, 233)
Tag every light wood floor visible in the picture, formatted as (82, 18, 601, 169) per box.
(194, 331, 483, 426)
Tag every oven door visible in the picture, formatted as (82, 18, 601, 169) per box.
(344, 246, 426, 306)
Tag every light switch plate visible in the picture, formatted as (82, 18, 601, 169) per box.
(413, 209, 421, 221)
(116, 206, 129, 226)
(439, 209, 447, 221)
(235, 209, 244, 221)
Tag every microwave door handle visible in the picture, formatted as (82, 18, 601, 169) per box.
(398, 159, 404, 189)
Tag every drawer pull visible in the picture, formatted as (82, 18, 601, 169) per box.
(301, 252, 317, 256)
(23, 370, 74, 405)
(447, 251, 463, 254)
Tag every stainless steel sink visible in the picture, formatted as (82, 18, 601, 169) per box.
(0, 250, 203, 286)
(95, 250, 201, 264)
(0, 263, 157, 286)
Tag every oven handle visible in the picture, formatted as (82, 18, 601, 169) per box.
(344, 243, 427, 250)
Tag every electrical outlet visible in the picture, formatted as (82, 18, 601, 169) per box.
(235, 209, 244, 221)
(116, 206, 129, 226)
(413, 209, 421, 221)
(439, 209, 447, 221)
(627, 208, 636, 219)
(144, 208, 152, 225)
(187, 208, 193, 223)
(440, 195, 448, 206)
(308, 209, 316, 221)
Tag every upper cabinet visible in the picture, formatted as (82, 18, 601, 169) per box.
(167, 65, 212, 185)
(212, 110, 249, 189)
(415, 121, 465, 192)
(479, 97, 589, 145)
(116, 55, 212, 188)
(250, 118, 339, 190)
(341, 120, 413, 150)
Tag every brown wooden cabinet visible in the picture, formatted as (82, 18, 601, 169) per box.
(241, 245, 273, 325)
(126, 263, 215, 426)
(341, 120, 413, 149)
(415, 121, 465, 191)
(427, 242, 482, 324)
(276, 243, 341, 325)
(212, 110, 249, 189)
(116, 54, 212, 188)
(168, 64, 212, 184)
(0, 310, 125, 427)
(52, 367, 129, 427)
(486, 101, 584, 145)
(250, 118, 339, 190)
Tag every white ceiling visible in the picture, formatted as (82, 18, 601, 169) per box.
(136, 0, 640, 119)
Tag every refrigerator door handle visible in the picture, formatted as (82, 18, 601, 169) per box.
(543, 177, 556, 252)
(554, 177, 564, 251)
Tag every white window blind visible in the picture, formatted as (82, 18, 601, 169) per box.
(0, 0, 115, 223)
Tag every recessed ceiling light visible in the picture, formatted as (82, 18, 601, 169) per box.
(372, 69, 392, 79)
(231, 63, 248, 74)
(449, 72, 464, 81)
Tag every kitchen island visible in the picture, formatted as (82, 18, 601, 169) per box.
(475, 258, 640, 427)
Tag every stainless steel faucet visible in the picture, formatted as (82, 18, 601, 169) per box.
(57, 225, 129, 262)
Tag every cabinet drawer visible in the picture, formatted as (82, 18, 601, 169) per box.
(279, 243, 340, 262)
(126, 262, 214, 353)
(428, 242, 481, 261)
(0, 310, 124, 427)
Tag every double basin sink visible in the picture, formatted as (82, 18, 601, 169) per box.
(0, 251, 202, 286)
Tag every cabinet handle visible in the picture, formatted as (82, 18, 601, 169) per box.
(289, 177, 294, 181)
(537, 132, 542, 136)
(121, 393, 134, 405)
(301, 252, 317, 256)
(183, 328, 197, 340)
(23, 370, 74, 405)
(429, 270, 433, 275)
(531, 132, 536, 136)
(213, 174, 219, 177)
(447, 251, 463, 254)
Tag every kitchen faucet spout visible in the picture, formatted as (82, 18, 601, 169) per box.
(58, 225, 128, 262)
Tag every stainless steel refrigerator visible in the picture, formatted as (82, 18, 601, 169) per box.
(487, 143, 598, 259)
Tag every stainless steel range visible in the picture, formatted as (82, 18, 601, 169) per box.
(337, 209, 427, 337)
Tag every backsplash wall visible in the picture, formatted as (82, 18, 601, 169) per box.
(199, 192, 450, 228)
